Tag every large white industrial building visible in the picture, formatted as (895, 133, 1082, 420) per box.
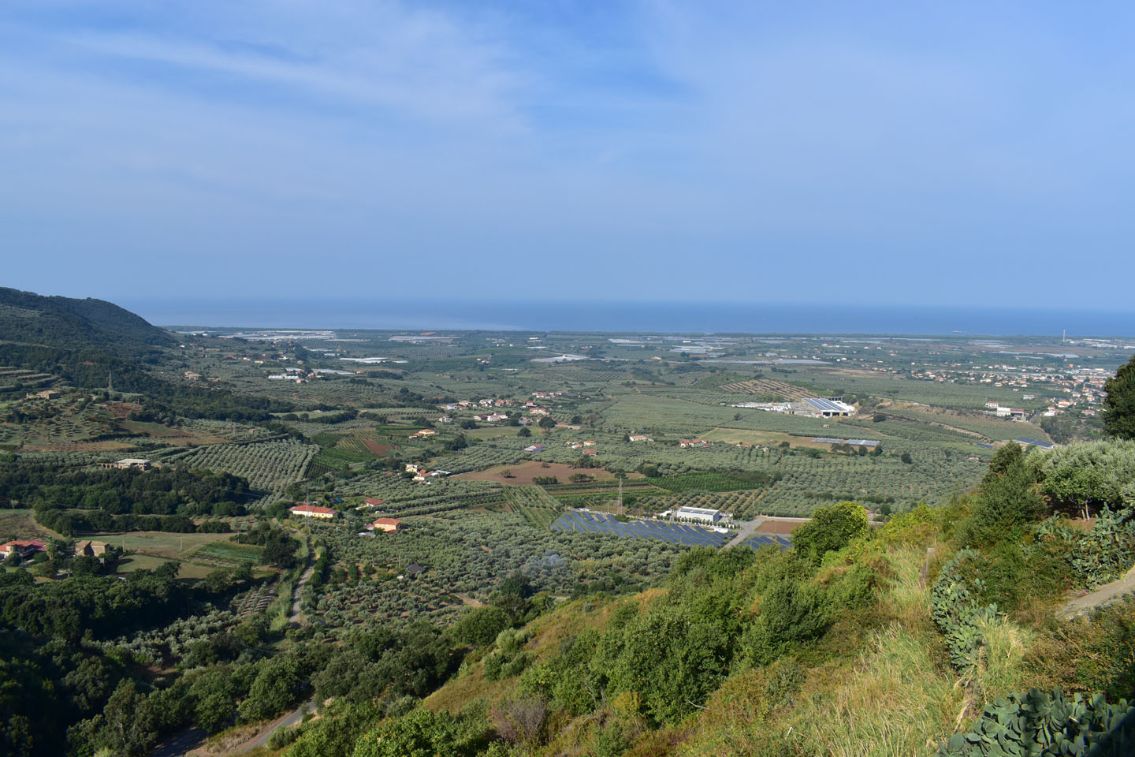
(673, 506, 723, 524)
(730, 398, 856, 418)
(797, 398, 856, 417)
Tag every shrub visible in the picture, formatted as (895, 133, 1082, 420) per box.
(744, 581, 831, 665)
(489, 696, 548, 747)
(1031, 440, 1135, 513)
(1070, 509, 1135, 588)
(792, 502, 869, 565)
(961, 444, 1046, 548)
(449, 606, 511, 648)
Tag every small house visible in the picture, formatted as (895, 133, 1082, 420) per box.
(0, 539, 47, 559)
(288, 504, 338, 520)
(368, 517, 402, 533)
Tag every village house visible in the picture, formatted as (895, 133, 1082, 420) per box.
(367, 517, 402, 533)
(288, 504, 338, 520)
(73, 540, 108, 557)
(0, 540, 47, 559)
(679, 439, 709, 448)
(103, 458, 152, 471)
(628, 434, 652, 443)
(410, 428, 438, 438)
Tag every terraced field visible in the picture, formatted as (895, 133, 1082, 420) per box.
(719, 378, 811, 399)
(164, 438, 318, 507)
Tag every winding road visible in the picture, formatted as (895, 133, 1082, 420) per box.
(1059, 566, 1135, 620)
(231, 701, 314, 754)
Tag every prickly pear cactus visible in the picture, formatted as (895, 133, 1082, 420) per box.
(937, 689, 1135, 756)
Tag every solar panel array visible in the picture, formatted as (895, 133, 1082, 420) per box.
(551, 510, 732, 548)
(1015, 438, 1054, 449)
(805, 397, 846, 413)
(812, 437, 880, 447)
(742, 534, 792, 550)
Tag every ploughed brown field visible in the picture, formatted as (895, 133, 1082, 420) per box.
(754, 518, 806, 535)
(456, 461, 618, 486)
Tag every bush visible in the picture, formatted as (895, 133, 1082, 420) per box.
(792, 502, 869, 565)
(744, 581, 831, 665)
(351, 707, 490, 757)
(450, 606, 511, 648)
(1031, 440, 1135, 513)
(962, 444, 1046, 548)
(484, 629, 532, 681)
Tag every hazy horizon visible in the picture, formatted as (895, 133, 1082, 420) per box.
(116, 297, 1135, 338)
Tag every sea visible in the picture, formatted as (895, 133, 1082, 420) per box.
(121, 299, 1135, 338)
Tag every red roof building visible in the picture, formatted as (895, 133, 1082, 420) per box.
(0, 539, 47, 558)
(289, 504, 338, 519)
(368, 517, 402, 533)
(363, 498, 385, 507)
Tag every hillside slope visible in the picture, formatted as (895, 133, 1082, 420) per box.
(0, 288, 287, 419)
(0, 286, 172, 353)
(277, 443, 1135, 757)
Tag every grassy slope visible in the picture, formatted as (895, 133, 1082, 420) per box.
(412, 524, 1083, 757)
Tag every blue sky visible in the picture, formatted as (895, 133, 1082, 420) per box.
(3, 1, 1135, 309)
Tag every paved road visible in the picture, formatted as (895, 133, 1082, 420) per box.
(1059, 567, 1135, 620)
(724, 518, 764, 549)
(150, 728, 207, 757)
(234, 701, 313, 754)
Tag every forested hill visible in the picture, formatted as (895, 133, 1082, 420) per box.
(0, 286, 174, 391)
(0, 287, 172, 353)
(0, 288, 286, 418)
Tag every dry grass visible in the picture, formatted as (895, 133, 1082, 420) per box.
(422, 662, 517, 716)
(881, 544, 935, 628)
(973, 617, 1035, 700)
(0, 508, 64, 541)
(425, 594, 638, 717)
(785, 624, 965, 756)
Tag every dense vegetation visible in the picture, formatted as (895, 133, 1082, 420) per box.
(0, 455, 252, 534)
(0, 455, 251, 514)
(2, 290, 1133, 755)
(270, 436, 1135, 755)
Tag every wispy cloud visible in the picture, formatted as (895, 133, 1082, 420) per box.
(2, 1, 1134, 306)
